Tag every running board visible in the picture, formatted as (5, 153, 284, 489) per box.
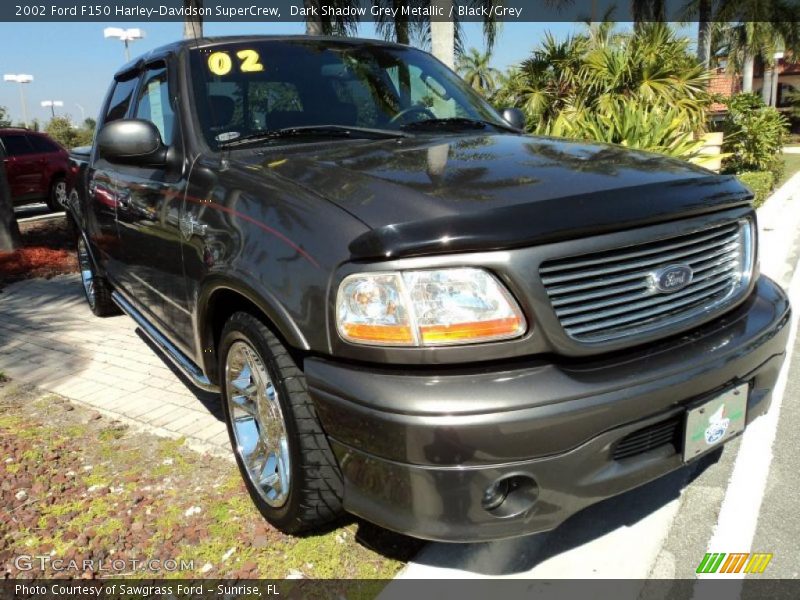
(112, 291, 220, 393)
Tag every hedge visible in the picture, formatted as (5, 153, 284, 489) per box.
(737, 171, 775, 208)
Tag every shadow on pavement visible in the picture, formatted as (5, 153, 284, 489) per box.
(135, 329, 223, 421)
(413, 449, 722, 576)
(14, 203, 57, 220)
(0, 276, 91, 384)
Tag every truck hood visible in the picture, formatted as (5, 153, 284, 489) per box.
(245, 133, 751, 260)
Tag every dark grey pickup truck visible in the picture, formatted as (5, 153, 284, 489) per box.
(67, 35, 790, 542)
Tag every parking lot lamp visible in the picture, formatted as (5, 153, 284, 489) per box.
(103, 27, 145, 62)
(41, 100, 64, 118)
(3, 74, 34, 127)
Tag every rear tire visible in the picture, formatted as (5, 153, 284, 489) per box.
(219, 311, 344, 534)
(47, 177, 67, 212)
(76, 235, 119, 317)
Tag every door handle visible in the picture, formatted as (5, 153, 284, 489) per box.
(180, 213, 207, 238)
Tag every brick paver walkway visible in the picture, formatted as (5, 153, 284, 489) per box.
(0, 274, 228, 455)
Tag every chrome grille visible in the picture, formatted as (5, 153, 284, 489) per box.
(540, 219, 753, 343)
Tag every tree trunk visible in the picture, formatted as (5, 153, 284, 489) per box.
(696, 0, 712, 69)
(394, 0, 409, 46)
(182, 0, 203, 39)
(0, 161, 21, 252)
(304, 0, 324, 35)
(762, 67, 774, 105)
(430, 0, 455, 69)
(742, 54, 754, 93)
(770, 63, 780, 107)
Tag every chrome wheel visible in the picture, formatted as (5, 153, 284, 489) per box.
(54, 181, 68, 207)
(77, 237, 96, 309)
(225, 340, 291, 508)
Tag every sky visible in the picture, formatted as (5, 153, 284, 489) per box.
(0, 20, 691, 126)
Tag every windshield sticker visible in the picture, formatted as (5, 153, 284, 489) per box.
(208, 52, 233, 76)
(215, 131, 241, 142)
(237, 49, 264, 73)
(207, 49, 264, 76)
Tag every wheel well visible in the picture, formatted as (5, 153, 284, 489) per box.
(204, 289, 305, 384)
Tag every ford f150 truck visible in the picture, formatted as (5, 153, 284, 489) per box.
(67, 36, 791, 542)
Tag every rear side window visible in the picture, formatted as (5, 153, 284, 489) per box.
(28, 135, 61, 153)
(0, 134, 36, 156)
(104, 75, 140, 124)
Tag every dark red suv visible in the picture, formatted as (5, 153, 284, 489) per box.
(0, 128, 69, 211)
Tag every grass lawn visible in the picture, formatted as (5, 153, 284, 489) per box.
(778, 150, 800, 189)
(0, 379, 422, 581)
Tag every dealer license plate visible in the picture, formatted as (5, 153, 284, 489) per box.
(683, 384, 748, 462)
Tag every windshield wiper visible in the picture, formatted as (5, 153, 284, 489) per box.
(400, 117, 517, 133)
(218, 124, 409, 148)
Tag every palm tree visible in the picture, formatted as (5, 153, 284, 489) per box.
(302, 0, 361, 36)
(457, 48, 500, 95)
(428, 0, 499, 69)
(183, 0, 203, 39)
(493, 22, 713, 158)
(713, 0, 800, 93)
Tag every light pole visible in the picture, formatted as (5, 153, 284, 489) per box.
(75, 103, 86, 122)
(103, 27, 145, 62)
(3, 74, 34, 127)
(41, 100, 64, 118)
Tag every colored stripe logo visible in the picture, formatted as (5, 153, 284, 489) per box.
(696, 552, 773, 574)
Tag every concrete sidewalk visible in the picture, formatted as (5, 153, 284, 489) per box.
(0, 275, 228, 455)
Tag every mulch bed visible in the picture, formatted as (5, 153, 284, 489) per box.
(0, 217, 78, 287)
(0, 381, 422, 580)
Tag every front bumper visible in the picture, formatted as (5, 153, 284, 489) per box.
(306, 276, 791, 542)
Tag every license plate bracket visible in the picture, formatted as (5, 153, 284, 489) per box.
(683, 383, 748, 462)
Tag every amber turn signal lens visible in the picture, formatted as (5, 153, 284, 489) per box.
(341, 323, 415, 345)
(419, 317, 524, 345)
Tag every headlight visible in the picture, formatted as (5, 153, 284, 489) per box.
(336, 268, 527, 347)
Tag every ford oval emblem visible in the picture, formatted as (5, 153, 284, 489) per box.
(650, 264, 694, 294)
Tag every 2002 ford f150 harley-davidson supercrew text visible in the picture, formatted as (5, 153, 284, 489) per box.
(66, 36, 790, 542)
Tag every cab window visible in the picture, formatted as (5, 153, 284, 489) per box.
(104, 75, 139, 124)
(133, 65, 176, 146)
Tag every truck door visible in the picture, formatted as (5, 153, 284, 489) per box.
(113, 61, 194, 355)
(87, 72, 140, 277)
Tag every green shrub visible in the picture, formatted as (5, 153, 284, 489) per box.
(548, 99, 706, 159)
(736, 170, 775, 208)
(722, 93, 789, 177)
(44, 116, 94, 150)
(492, 22, 712, 159)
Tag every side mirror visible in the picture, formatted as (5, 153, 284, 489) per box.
(96, 119, 166, 166)
(501, 107, 526, 131)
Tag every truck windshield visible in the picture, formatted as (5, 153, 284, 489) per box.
(189, 40, 509, 149)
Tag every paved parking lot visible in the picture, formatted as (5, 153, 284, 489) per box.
(0, 275, 228, 455)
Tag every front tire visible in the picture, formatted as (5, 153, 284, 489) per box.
(47, 177, 67, 212)
(219, 311, 344, 534)
(76, 235, 118, 317)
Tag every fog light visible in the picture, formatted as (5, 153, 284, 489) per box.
(481, 479, 509, 511)
(481, 475, 539, 517)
